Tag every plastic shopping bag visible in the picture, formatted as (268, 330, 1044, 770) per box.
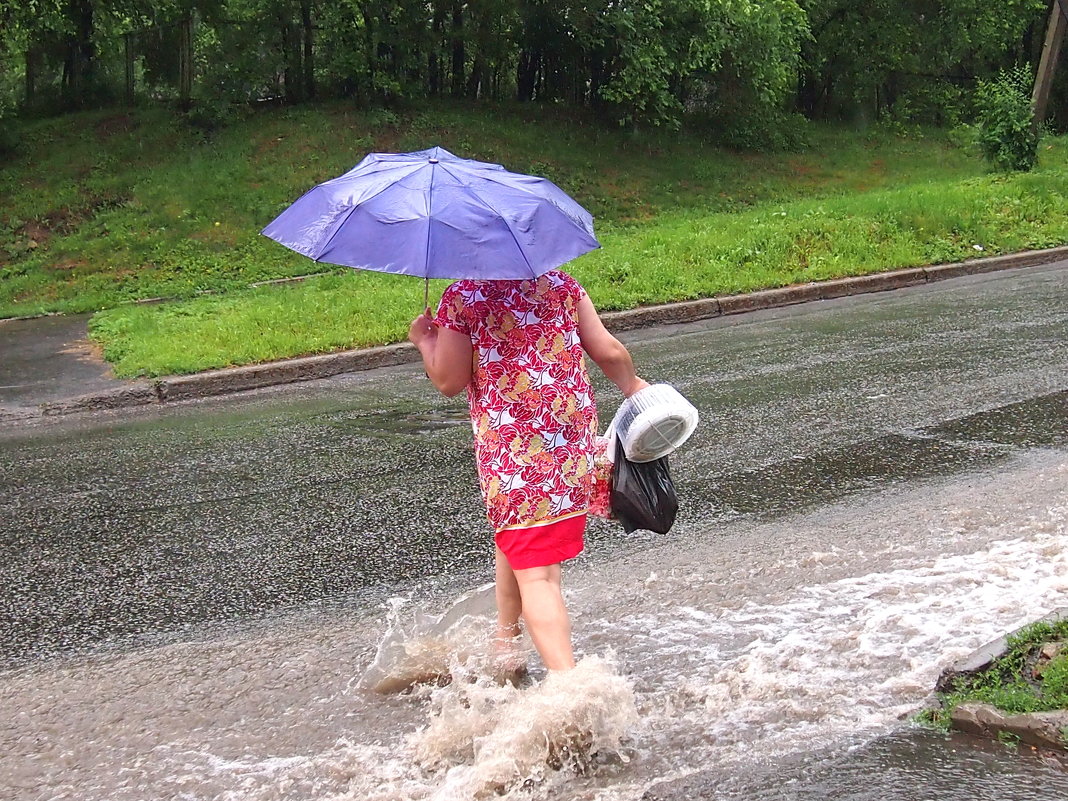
(610, 436, 678, 534)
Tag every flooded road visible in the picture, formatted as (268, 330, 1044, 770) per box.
(1, 263, 1066, 799)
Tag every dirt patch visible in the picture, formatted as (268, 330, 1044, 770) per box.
(15, 191, 131, 242)
(42, 208, 80, 236)
(59, 338, 112, 371)
(47, 259, 91, 273)
(95, 114, 138, 139)
(787, 158, 819, 176)
(370, 128, 403, 153)
(253, 134, 286, 158)
(190, 228, 238, 248)
(20, 221, 52, 247)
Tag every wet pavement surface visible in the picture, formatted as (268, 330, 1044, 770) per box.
(2, 263, 1067, 801)
(0, 314, 121, 410)
(643, 729, 1068, 800)
(0, 262, 1064, 669)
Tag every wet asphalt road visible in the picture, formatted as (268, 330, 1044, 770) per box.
(0, 263, 1065, 669)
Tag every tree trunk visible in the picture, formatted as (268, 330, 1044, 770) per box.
(361, 6, 376, 102)
(467, 56, 485, 98)
(301, 0, 316, 100)
(1032, 0, 1067, 130)
(124, 33, 135, 105)
(517, 49, 539, 101)
(428, 1, 445, 95)
(63, 0, 95, 106)
(24, 48, 36, 106)
(281, 16, 299, 102)
(178, 17, 193, 110)
(589, 54, 603, 107)
(450, 0, 464, 96)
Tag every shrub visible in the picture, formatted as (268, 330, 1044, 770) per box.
(181, 100, 248, 138)
(974, 65, 1039, 172)
(0, 117, 19, 159)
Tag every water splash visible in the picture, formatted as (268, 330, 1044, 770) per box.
(358, 584, 508, 694)
(354, 584, 639, 798)
(411, 655, 638, 799)
(4, 454, 1066, 801)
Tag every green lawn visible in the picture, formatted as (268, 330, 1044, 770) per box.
(2, 102, 1066, 376)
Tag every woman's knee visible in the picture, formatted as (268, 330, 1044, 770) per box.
(513, 564, 560, 589)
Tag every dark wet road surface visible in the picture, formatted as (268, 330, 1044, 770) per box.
(2, 264, 1065, 667)
(0, 262, 1066, 800)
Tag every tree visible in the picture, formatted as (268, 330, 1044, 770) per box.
(798, 0, 1048, 123)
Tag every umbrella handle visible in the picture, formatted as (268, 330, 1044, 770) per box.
(423, 277, 429, 313)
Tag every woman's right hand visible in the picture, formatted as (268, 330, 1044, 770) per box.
(577, 295, 650, 397)
(624, 378, 651, 397)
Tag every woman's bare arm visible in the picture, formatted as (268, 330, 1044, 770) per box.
(576, 294, 649, 397)
(408, 310, 473, 397)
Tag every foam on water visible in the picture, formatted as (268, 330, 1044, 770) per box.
(576, 454, 1068, 780)
(411, 655, 637, 800)
(3, 454, 1066, 801)
(682, 526, 1068, 749)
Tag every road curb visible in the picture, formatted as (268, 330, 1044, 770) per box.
(27, 246, 1068, 417)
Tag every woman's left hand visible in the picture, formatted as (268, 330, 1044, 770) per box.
(408, 309, 438, 348)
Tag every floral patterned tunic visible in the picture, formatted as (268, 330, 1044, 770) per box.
(434, 270, 599, 533)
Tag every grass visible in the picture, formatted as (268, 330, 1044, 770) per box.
(921, 620, 1068, 733)
(2, 101, 1067, 376)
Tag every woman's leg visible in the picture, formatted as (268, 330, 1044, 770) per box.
(494, 546, 523, 640)
(512, 563, 576, 671)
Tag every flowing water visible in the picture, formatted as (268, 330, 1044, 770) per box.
(3, 447, 1066, 800)
(2, 264, 1067, 799)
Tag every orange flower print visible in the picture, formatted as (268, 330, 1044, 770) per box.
(432, 271, 598, 532)
(487, 310, 519, 341)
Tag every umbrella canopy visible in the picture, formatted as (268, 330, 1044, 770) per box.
(261, 146, 599, 281)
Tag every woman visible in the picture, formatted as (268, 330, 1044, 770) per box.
(408, 269, 647, 673)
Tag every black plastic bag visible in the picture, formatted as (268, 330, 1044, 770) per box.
(610, 436, 678, 534)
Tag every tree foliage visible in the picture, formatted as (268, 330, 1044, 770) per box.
(798, 0, 1048, 124)
(0, 0, 1058, 141)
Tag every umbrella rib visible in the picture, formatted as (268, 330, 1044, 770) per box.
(462, 168, 594, 230)
(310, 163, 426, 262)
(437, 163, 538, 279)
(424, 162, 436, 280)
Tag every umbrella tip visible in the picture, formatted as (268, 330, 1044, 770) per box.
(429, 158, 439, 164)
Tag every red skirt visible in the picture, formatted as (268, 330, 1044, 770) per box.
(496, 512, 587, 570)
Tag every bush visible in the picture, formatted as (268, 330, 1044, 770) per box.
(890, 79, 967, 128)
(181, 100, 248, 138)
(0, 117, 19, 159)
(974, 66, 1039, 172)
(702, 108, 811, 151)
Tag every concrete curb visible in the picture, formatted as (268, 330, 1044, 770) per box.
(27, 245, 1068, 417)
(934, 607, 1068, 752)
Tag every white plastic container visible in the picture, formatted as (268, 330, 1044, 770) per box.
(608, 383, 699, 463)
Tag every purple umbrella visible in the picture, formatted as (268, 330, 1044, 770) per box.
(261, 147, 600, 289)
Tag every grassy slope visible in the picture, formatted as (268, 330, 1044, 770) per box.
(2, 102, 1066, 376)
